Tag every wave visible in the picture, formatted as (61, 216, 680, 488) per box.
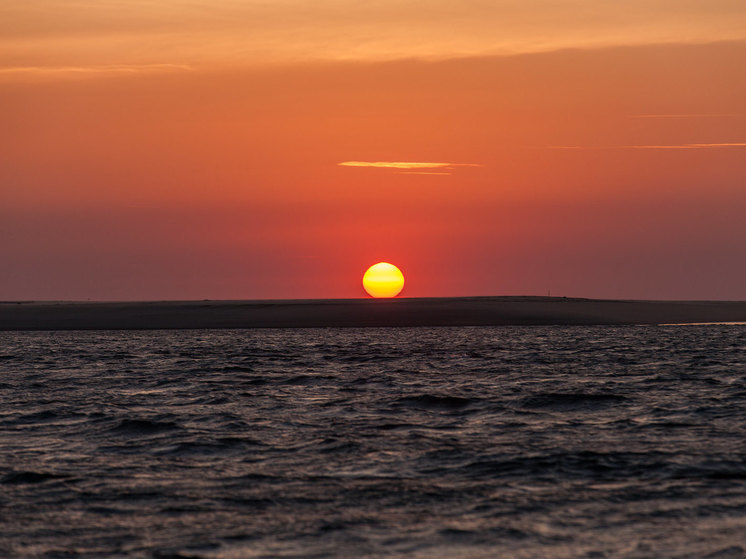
(395, 394, 475, 410)
(110, 418, 181, 435)
(520, 392, 629, 411)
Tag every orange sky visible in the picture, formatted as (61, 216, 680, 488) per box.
(2, 2, 746, 300)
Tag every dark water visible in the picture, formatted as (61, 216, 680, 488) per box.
(2, 326, 746, 558)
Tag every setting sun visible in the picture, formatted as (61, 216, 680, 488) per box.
(363, 262, 405, 298)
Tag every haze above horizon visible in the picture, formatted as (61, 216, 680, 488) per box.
(2, 1, 745, 300)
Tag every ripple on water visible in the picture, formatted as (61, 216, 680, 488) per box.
(1, 325, 745, 558)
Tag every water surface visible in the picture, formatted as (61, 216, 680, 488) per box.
(2, 326, 746, 558)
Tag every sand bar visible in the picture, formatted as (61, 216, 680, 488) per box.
(2, 297, 746, 330)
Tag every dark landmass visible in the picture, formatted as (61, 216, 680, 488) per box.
(1, 297, 746, 330)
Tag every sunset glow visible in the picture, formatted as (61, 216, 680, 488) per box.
(1, 2, 745, 300)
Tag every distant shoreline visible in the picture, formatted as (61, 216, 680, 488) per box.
(2, 296, 746, 331)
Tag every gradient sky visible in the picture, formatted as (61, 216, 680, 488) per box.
(2, 1, 746, 300)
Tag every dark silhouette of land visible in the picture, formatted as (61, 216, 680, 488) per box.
(1, 297, 745, 330)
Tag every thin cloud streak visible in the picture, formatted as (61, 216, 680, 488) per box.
(0, 64, 192, 80)
(339, 161, 481, 170)
(547, 143, 746, 150)
(630, 114, 746, 119)
(629, 143, 746, 149)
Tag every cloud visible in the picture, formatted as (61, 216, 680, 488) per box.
(396, 171, 453, 176)
(548, 143, 746, 150)
(6, 1, 746, 67)
(630, 114, 746, 119)
(629, 143, 746, 149)
(338, 161, 481, 170)
(0, 64, 192, 81)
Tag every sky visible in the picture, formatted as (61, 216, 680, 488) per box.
(2, 1, 746, 300)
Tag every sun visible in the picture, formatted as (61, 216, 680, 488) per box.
(363, 262, 405, 298)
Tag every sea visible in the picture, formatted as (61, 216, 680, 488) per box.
(2, 325, 746, 558)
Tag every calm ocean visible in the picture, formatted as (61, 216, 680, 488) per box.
(2, 326, 746, 558)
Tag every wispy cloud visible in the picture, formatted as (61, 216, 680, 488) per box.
(630, 114, 746, 119)
(396, 171, 453, 176)
(340, 161, 450, 169)
(548, 143, 746, 150)
(628, 143, 746, 149)
(0, 64, 192, 80)
(4, 1, 746, 66)
(339, 161, 482, 171)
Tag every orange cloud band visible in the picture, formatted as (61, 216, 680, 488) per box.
(338, 161, 481, 169)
